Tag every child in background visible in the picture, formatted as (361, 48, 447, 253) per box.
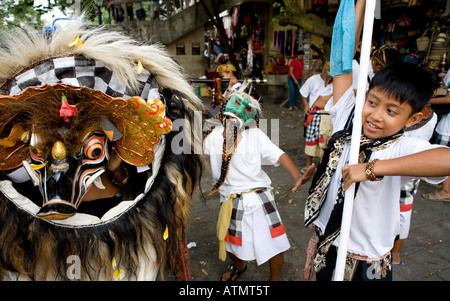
(301, 61, 333, 173)
(217, 64, 242, 99)
(203, 83, 316, 281)
(390, 69, 440, 267)
(391, 101, 438, 266)
(422, 69, 450, 202)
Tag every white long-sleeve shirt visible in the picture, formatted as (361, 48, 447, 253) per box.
(316, 87, 447, 258)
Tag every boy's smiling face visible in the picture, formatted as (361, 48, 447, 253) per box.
(362, 87, 423, 139)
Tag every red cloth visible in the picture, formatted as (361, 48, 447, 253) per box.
(304, 106, 320, 126)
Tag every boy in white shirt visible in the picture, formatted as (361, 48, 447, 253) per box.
(203, 84, 315, 281)
(306, 62, 449, 281)
(422, 69, 450, 202)
(303, 0, 450, 281)
(300, 61, 333, 172)
(392, 102, 438, 266)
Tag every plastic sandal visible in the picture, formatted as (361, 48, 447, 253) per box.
(422, 191, 450, 202)
(221, 264, 247, 281)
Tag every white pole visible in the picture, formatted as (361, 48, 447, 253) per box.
(333, 0, 377, 281)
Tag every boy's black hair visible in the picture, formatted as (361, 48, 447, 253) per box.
(368, 62, 438, 114)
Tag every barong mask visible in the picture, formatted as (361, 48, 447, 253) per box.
(1, 84, 171, 219)
(0, 18, 204, 280)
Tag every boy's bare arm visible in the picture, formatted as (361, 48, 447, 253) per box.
(341, 147, 450, 190)
(302, 96, 310, 114)
(430, 91, 450, 105)
(354, 0, 366, 57)
(278, 153, 316, 192)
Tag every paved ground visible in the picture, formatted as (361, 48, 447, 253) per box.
(185, 96, 450, 282)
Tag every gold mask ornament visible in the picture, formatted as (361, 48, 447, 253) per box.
(0, 84, 172, 169)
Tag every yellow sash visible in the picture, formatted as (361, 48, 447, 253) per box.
(216, 188, 263, 261)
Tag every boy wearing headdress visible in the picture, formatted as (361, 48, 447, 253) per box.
(203, 83, 316, 281)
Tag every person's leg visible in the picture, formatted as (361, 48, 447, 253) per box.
(393, 180, 416, 266)
(221, 252, 246, 281)
(251, 55, 257, 78)
(293, 79, 302, 109)
(256, 54, 263, 79)
(422, 177, 450, 200)
(287, 77, 296, 109)
(438, 177, 450, 198)
(301, 155, 313, 174)
(392, 238, 404, 265)
(268, 252, 284, 281)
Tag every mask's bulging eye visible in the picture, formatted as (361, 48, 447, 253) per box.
(245, 106, 253, 114)
(84, 138, 104, 160)
(234, 99, 241, 106)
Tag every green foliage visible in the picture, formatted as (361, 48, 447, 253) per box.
(0, 0, 42, 28)
(272, 0, 288, 23)
(1, 0, 106, 29)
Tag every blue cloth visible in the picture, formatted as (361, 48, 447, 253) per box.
(330, 0, 356, 77)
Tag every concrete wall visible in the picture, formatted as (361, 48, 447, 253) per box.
(260, 74, 289, 104)
(166, 25, 208, 78)
(111, 0, 274, 84)
(113, 2, 209, 45)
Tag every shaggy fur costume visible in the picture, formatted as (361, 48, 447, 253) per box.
(0, 19, 206, 280)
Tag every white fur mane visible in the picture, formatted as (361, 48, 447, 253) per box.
(0, 17, 200, 106)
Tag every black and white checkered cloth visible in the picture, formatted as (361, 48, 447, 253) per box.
(305, 112, 322, 145)
(226, 188, 285, 246)
(2, 56, 160, 100)
(400, 179, 420, 211)
(434, 132, 450, 147)
(305, 110, 329, 146)
(228, 193, 244, 243)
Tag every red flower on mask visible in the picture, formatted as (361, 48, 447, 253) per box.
(59, 93, 77, 122)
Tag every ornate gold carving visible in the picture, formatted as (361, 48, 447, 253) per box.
(0, 84, 172, 170)
(52, 141, 67, 161)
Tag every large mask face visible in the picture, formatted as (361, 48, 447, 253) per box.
(223, 95, 257, 127)
(0, 23, 204, 280)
